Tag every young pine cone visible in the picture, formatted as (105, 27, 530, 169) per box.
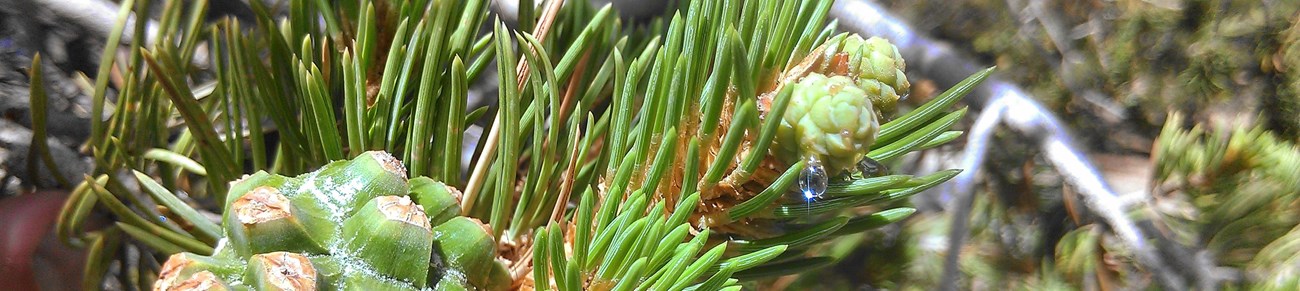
(815, 35, 911, 119)
(772, 73, 881, 176)
(767, 34, 909, 176)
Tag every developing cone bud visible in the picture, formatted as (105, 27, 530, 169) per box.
(430, 217, 511, 290)
(227, 186, 328, 255)
(409, 177, 463, 226)
(155, 253, 237, 291)
(245, 252, 319, 291)
(774, 73, 881, 174)
(818, 35, 910, 119)
(341, 195, 433, 287)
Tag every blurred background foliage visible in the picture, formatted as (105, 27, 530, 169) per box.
(879, 0, 1300, 147)
(770, 0, 1300, 289)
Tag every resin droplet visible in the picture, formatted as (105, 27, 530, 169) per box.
(857, 157, 887, 177)
(799, 157, 829, 201)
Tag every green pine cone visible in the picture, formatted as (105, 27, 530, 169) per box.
(819, 35, 910, 119)
(154, 151, 510, 291)
(774, 73, 881, 175)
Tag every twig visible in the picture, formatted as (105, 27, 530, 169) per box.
(938, 88, 1002, 290)
(830, 1, 1216, 289)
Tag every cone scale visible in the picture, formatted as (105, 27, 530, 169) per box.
(245, 252, 319, 290)
(229, 186, 328, 255)
(340, 195, 433, 287)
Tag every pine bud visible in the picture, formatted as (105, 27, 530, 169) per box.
(821, 35, 910, 119)
(773, 73, 881, 174)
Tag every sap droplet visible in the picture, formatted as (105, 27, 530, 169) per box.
(798, 157, 829, 201)
(857, 157, 887, 177)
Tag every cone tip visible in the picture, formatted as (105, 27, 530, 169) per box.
(445, 184, 464, 204)
(251, 252, 318, 290)
(233, 186, 292, 225)
(376, 195, 431, 230)
(155, 253, 195, 291)
(466, 217, 493, 235)
(364, 151, 408, 179)
(173, 271, 226, 291)
(228, 171, 270, 188)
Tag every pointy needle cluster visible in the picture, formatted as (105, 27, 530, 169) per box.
(43, 0, 989, 289)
